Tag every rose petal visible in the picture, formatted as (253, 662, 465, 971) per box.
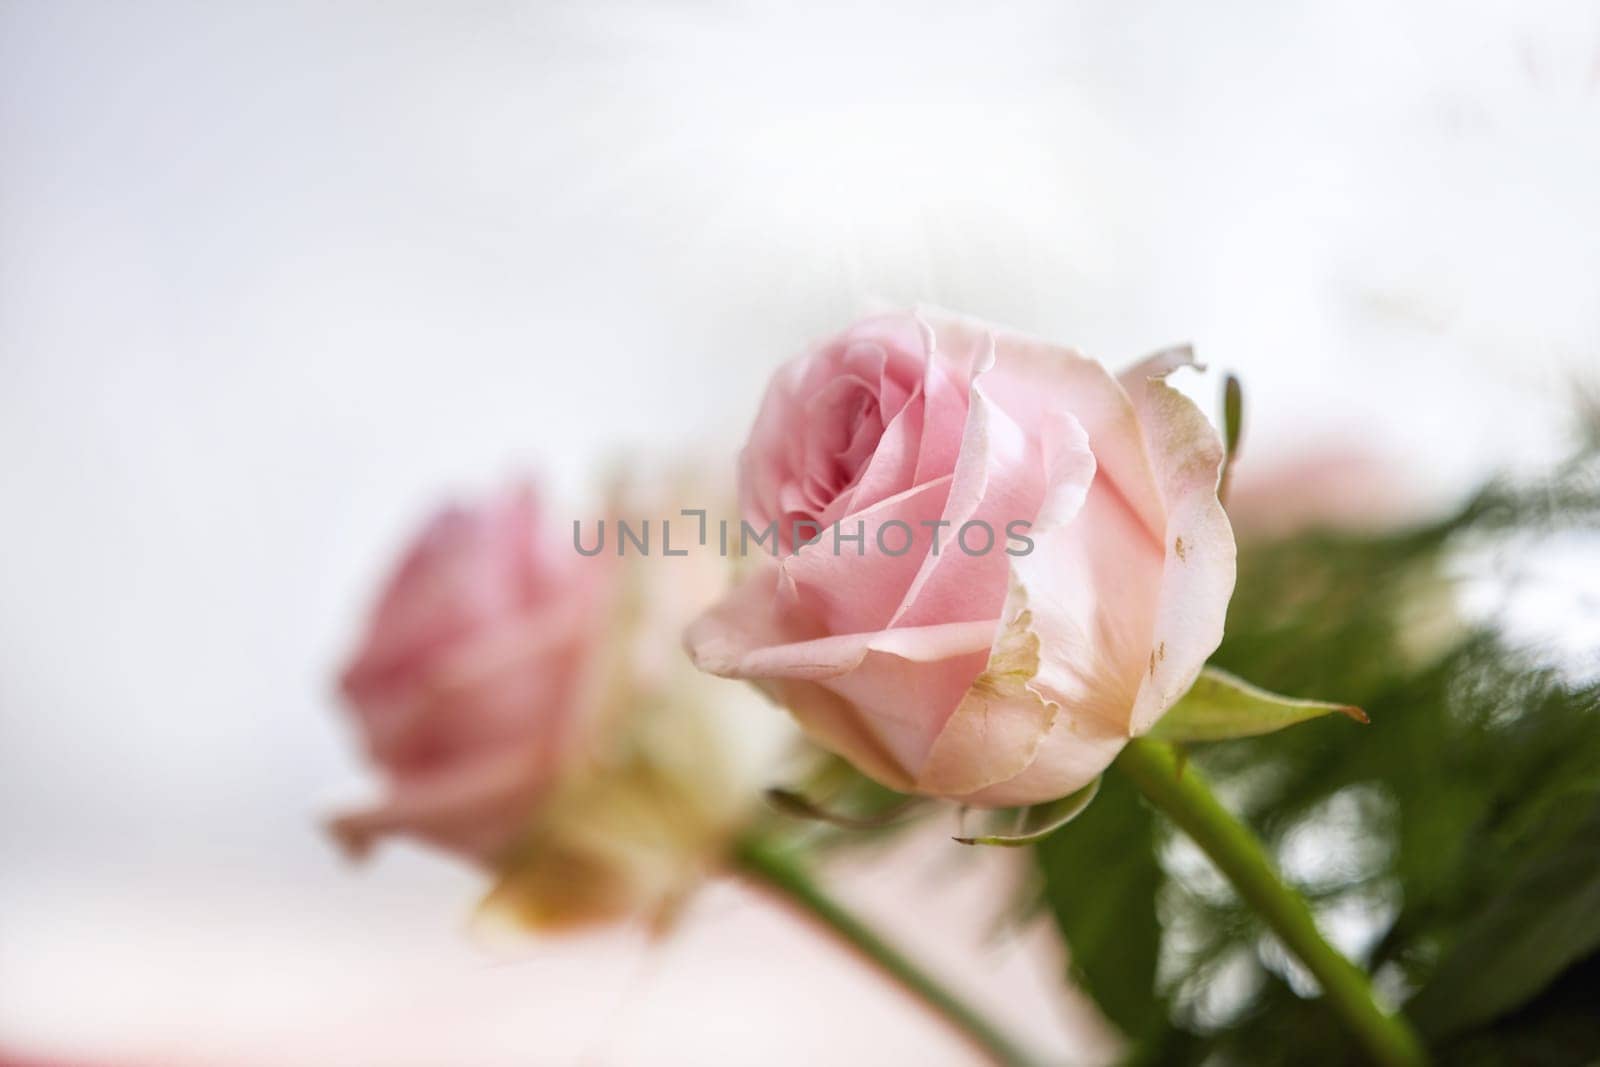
(890, 337, 1043, 629)
(347, 605, 589, 775)
(755, 678, 918, 791)
(935, 406, 1169, 804)
(686, 564, 998, 781)
(832, 377, 924, 520)
(912, 335, 972, 487)
(687, 556, 995, 664)
(1117, 347, 1237, 734)
(914, 575, 1058, 797)
(915, 413, 1113, 802)
(342, 486, 550, 700)
(774, 474, 953, 635)
(953, 703, 1127, 808)
(923, 308, 1167, 543)
(327, 743, 550, 863)
(740, 314, 928, 534)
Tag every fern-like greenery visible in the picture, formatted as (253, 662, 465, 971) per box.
(1036, 432, 1600, 1065)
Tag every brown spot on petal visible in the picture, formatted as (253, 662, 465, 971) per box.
(917, 594, 1058, 797)
(1174, 535, 1186, 562)
(1158, 641, 1166, 661)
(968, 609, 1041, 699)
(1149, 651, 1157, 677)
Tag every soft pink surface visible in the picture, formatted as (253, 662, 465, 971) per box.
(0, 828, 1116, 1067)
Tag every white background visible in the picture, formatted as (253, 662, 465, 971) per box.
(3, 2, 1598, 1063)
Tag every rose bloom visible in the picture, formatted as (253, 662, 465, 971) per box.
(331, 481, 782, 927)
(688, 308, 1236, 808)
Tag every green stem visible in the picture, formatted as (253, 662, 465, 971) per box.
(1116, 738, 1428, 1067)
(732, 834, 1044, 1067)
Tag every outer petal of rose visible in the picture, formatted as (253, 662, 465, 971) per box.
(756, 678, 917, 791)
(1117, 348, 1237, 734)
(912, 310, 1187, 737)
(810, 641, 991, 777)
(933, 497, 1150, 807)
(1039, 479, 1164, 715)
(685, 565, 996, 781)
(954, 703, 1128, 808)
(913, 413, 1101, 799)
(922, 306, 1168, 544)
(998, 401, 1167, 754)
(685, 561, 996, 677)
(327, 743, 549, 864)
(910, 576, 1055, 797)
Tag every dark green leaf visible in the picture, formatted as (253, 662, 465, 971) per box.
(1034, 770, 1165, 1043)
(1407, 790, 1600, 1040)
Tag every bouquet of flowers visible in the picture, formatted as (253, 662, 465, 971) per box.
(330, 309, 1600, 1066)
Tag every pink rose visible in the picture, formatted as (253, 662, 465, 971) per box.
(1224, 443, 1420, 540)
(330, 475, 793, 930)
(330, 484, 615, 863)
(687, 309, 1237, 807)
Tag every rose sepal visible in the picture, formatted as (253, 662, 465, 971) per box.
(953, 776, 1102, 847)
(1145, 665, 1367, 744)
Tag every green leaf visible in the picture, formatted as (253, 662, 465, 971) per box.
(1147, 666, 1367, 743)
(1407, 789, 1600, 1041)
(953, 777, 1101, 846)
(1033, 770, 1166, 1043)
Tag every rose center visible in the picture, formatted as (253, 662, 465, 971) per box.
(799, 377, 885, 520)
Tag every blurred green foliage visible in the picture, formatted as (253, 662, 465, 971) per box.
(1036, 435, 1600, 1065)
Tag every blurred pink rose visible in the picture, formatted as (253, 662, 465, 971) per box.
(688, 308, 1236, 807)
(1225, 443, 1420, 539)
(330, 484, 615, 863)
(330, 476, 793, 930)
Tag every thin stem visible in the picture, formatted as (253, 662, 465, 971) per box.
(1115, 738, 1428, 1067)
(732, 833, 1044, 1067)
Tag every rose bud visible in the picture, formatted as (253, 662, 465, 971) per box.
(330, 480, 786, 928)
(687, 308, 1237, 808)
